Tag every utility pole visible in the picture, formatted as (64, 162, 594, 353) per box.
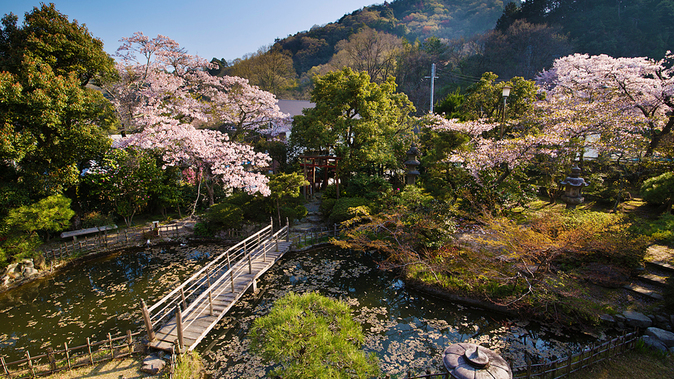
(424, 63, 439, 114)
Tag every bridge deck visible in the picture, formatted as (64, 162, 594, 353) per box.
(149, 241, 292, 352)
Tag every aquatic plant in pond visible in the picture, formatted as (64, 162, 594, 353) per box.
(199, 248, 594, 377)
(0, 244, 218, 361)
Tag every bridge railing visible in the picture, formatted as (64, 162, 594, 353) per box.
(176, 223, 289, 338)
(140, 219, 286, 345)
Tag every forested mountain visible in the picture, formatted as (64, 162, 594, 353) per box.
(213, 0, 672, 113)
(496, 0, 674, 60)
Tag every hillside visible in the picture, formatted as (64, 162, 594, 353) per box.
(214, 0, 672, 112)
(275, 0, 509, 75)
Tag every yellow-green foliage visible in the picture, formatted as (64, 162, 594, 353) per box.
(169, 351, 203, 379)
(483, 210, 650, 269)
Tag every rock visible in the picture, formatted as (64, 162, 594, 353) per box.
(599, 314, 615, 323)
(141, 355, 165, 375)
(22, 266, 37, 277)
(646, 327, 674, 348)
(641, 335, 668, 352)
(670, 315, 674, 326)
(623, 310, 653, 329)
(613, 314, 626, 323)
(4, 263, 19, 277)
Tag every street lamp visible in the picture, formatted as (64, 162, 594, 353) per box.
(500, 85, 512, 138)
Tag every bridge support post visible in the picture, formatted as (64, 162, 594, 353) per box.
(180, 287, 187, 310)
(252, 278, 258, 293)
(286, 218, 290, 243)
(176, 306, 184, 353)
(141, 299, 155, 341)
(208, 290, 214, 316)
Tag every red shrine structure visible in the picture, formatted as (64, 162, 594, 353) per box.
(299, 154, 342, 199)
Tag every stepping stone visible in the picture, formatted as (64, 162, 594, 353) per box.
(623, 283, 664, 300)
(623, 310, 653, 328)
(638, 273, 669, 286)
(646, 261, 674, 273)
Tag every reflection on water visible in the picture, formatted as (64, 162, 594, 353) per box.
(0, 244, 598, 375)
(0, 244, 216, 362)
(200, 248, 594, 378)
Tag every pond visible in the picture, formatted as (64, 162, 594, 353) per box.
(0, 243, 216, 362)
(198, 247, 593, 378)
(0, 244, 596, 376)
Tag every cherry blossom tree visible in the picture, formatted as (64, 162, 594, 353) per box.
(203, 75, 292, 141)
(106, 33, 285, 210)
(424, 52, 674, 209)
(106, 32, 290, 139)
(536, 52, 674, 157)
(116, 123, 271, 209)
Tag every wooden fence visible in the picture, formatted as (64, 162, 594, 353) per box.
(0, 330, 142, 378)
(290, 224, 343, 248)
(42, 223, 189, 264)
(512, 330, 639, 379)
(395, 330, 640, 379)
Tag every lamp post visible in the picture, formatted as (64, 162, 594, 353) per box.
(500, 85, 512, 139)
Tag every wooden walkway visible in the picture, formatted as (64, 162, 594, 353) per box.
(140, 221, 291, 352)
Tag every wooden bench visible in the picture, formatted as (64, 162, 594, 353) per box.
(60, 225, 118, 241)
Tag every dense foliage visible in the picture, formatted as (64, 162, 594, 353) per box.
(250, 292, 380, 378)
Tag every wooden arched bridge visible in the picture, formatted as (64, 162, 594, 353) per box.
(139, 221, 291, 352)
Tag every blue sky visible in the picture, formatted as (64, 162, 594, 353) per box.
(4, 0, 379, 61)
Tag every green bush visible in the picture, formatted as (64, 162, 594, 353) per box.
(205, 203, 244, 230)
(632, 213, 674, 245)
(81, 211, 115, 229)
(319, 198, 337, 216)
(329, 197, 370, 224)
(281, 204, 308, 223)
(344, 174, 391, 200)
(322, 184, 339, 199)
(641, 172, 674, 207)
(249, 292, 380, 379)
(193, 222, 213, 237)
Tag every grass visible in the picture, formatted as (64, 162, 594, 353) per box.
(568, 348, 674, 379)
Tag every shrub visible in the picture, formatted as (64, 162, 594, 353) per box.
(632, 213, 674, 245)
(641, 172, 674, 208)
(205, 203, 244, 230)
(329, 197, 370, 224)
(193, 222, 213, 237)
(249, 292, 380, 379)
(81, 211, 115, 229)
(319, 198, 336, 216)
(344, 174, 391, 199)
(281, 204, 308, 223)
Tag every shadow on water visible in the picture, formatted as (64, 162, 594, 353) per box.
(199, 247, 597, 378)
(0, 243, 218, 362)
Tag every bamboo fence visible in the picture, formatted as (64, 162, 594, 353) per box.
(43, 223, 189, 264)
(1, 330, 142, 378)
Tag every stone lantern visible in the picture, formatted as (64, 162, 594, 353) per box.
(404, 144, 420, 185)
(443, 343, 512, 379)
(560, 165, 589, 209)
